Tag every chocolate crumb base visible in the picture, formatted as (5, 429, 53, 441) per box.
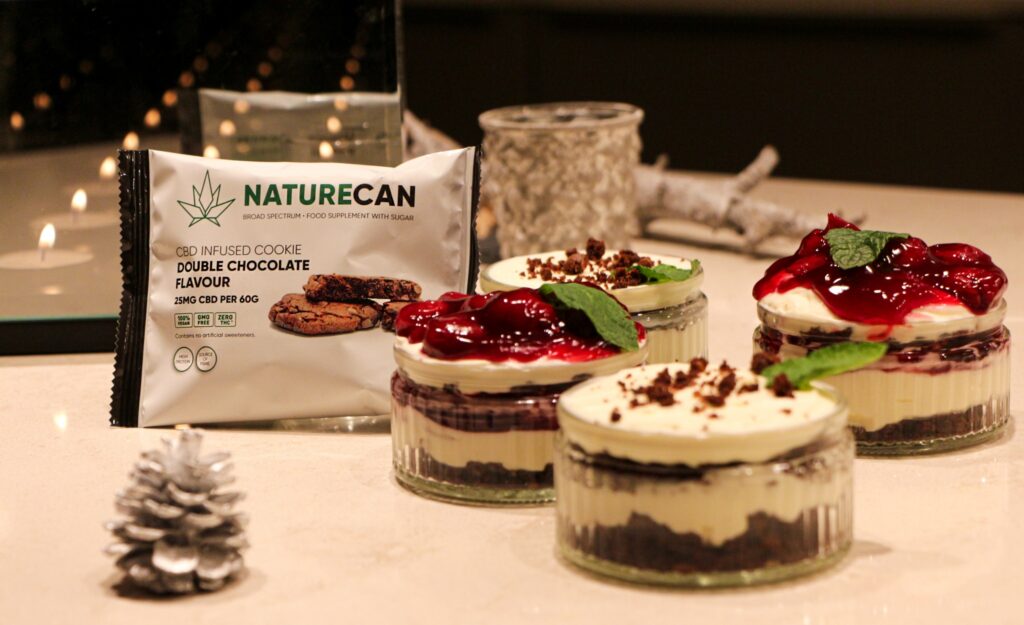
(399, 447, 553, 493)
(852, 399, 1009, 448)
(561, 511, 844, 576)
(391, 372, 562, 432)
(566, 438, 834, 481)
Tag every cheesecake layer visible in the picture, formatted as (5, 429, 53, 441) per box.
(392, 402, 555, 472)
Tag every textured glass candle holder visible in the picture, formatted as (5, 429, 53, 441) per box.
(479, 102, 643, 258)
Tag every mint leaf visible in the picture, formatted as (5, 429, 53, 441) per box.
(631, 260, 701, 284)
(825, 228, 908, 269)
(760, 342, 888, 390)
(539, 283, 639, 351)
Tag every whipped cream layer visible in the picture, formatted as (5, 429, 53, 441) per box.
(394, 336, 647, 394)
(760, 287, 1006, 342)
(481, 251, 703, 313)
(392, 404, 554, 472)
(556, 453, 849, 546)
(558, 363, 845, 465)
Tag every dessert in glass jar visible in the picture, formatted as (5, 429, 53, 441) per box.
(391, 285, 648, 505)
(753, 214, 1010, 455)
(555, 358, 854, 587)
(481, 238, 706, 363)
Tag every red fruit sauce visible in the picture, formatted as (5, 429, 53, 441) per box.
(753, 214, 1007, 325)
(395, 287, 644, 362)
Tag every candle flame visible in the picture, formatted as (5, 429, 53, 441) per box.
(233, 99, 251, 115)
(99, 156, 117, 180)
(123, 131, 140, 150)
(144, 108, 161, 128)
(162, 89, 178, 107)
(318, 141, 334, 159)
(333, 97, 349, 112)
(203, 145, 220, 159)
(218, 120, 236, 137)
(339, 76, 355, 91)
(10, 111, 24, 131)
(326, 116, 342, 133)
(39, 223, 56, 250)
(71, 189, 88, 213)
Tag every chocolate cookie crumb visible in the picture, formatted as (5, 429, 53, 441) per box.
(751, 352, 779, 374)
(689, 357, 708, 373)
(771, 374, 795, 397)
(610, 409, 622, 423)
(586, 238, 606, 259)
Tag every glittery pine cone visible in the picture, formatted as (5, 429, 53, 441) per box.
(104, 430, 248, 594)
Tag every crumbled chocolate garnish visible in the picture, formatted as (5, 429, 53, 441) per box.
(782, 408, 792, 415)
(610, 409, 622, 422)
(704, 395, 725, 407)
(771, 373, 795, 397)
(717, 371, 737, 397)
(689, 357, 708, 373)
(646, 384, 676, 406)
(708, 413, 719, 420)
(751, 352, 779, 374)
(738, 382, 760, 394)
(563, 253, 585, 275)
(521, 242, 670, 289)
(654, 368, 672, 387)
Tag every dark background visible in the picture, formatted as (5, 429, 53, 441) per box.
(403, 3, 1024, 192)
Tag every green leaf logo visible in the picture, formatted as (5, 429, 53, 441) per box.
(177, 171, 235, 227)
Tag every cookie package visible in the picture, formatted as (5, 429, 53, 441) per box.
(111, 147, 480, 427)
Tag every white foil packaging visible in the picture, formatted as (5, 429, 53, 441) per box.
(111, 148, 479, 427)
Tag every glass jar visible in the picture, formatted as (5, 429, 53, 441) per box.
(479, 102, 643, 258)
(391, 371, 564, 504)
(631, 292, 707, 363)
(555, 388, 853, 587)
(754, 300, 1011, 456)
(391, 338, 648, 505)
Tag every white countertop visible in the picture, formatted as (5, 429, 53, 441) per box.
(2, 176, 1023, 624)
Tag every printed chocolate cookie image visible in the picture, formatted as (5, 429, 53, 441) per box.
(304, 275, 422, 302)
(381, 301, 414, 332)
(268, 294, 381, 335)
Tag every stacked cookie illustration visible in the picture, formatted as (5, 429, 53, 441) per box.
(269, 275, 422, 335)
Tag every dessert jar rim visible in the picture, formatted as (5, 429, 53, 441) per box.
(479, 101, 643, 132)
(392, 337, 649, 394)
(756, 298, 1007, 339)
(556, 379, 848, 466)
(480, 261, 704, 314)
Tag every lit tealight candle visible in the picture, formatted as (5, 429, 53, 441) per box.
(219, 120, 236, 137)
(326, 116, 342, 134)
(233, 99, 251, 115)
(39, 224, 56, 262)
(99, 156, 117, 180)
(144, 108, 161, 128)
(203, 145, 221, 159)
(10, 111, 24, 131)
(318, 141, 334, 159)
(123, 131, 140, 150)
(70, 189, 87, 223)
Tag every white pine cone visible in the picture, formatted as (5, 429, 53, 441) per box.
(104, 430, 248, 594)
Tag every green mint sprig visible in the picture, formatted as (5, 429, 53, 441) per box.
(760, 342, 887, 390)
(824, 228, 908, 269)
(539, 283, 638, 351)
(630, 260, 700, 284)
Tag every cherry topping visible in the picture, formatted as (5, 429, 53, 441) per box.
(753, 214, 1006, 324)
(395, 286, 639, 362)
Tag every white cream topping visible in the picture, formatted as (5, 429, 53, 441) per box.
(481, 250, 703, 313)
(759, 287, 1006, 342)
(392, 404, 554, 472)
(393, 336, 647, 394)
(558, 364, 845, 465)
(556, 457, 849, 546)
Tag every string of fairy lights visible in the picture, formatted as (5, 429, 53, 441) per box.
(4, 19, 374, 228)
